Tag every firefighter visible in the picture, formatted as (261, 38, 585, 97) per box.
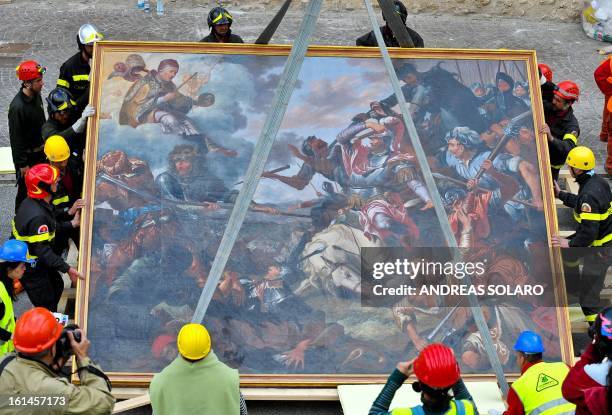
(200, 7, 244, 43)
(0, 307, 115, 414)
(57, 23, 104, 116)
(44, 136, 84, 256)
(552, 146, 612, 323)
(12, 164, 83, 312)
(42, 87, 95, 159)
(503, 331, 575, 415)
(356, 0, 424, 48)
(369, 343, 476, 415)
(8, 60, 47, 212)
(0, 240, 35, 356)
(539, 80, 580, 181)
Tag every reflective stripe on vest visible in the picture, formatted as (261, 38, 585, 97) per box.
(72, 74, 89, 82)
(0, 282, 15, 355)
(573, 202, 612, 223)
(551, 165, 564, 170)
(511, 362, 576, 415)
(591, 232, 612, 247)
(11, 220, 55, 244)
(391, 400, 475, 415)
(57, 79, 70, 88)
(52, 195, 70, 206)
(563, 134, 577, 145)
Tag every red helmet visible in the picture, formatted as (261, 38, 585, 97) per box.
(13, 307, 63, 354)
(25, 164, 59, 199)
(554, 80, 580, 102)
(16, 60, 46, 82)
(413, 343, 461, 389)
(538, 63, 553, 83)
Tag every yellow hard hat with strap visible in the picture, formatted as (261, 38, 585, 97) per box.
(44, 135, 70, 162)
(566, 146, 595, 171)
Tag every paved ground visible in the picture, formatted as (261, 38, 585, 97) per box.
(0, 2, 603, 413)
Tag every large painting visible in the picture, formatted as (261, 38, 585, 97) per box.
(77, 42, 571, 386)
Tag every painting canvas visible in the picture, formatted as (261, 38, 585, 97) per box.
(77, 42, 571, 386)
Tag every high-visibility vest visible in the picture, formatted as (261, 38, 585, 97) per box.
(512, 362, 576, 415)
(0, 281, 15, 356)
(391, 399, 476, 415)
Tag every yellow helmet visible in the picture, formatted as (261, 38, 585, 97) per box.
(177, 323, 211, 360)
(44, 135, 70, 162)
(566, 146, 595, 171)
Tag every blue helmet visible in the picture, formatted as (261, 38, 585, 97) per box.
(514, 330, 544, 354)
(0, 240, 35, 264)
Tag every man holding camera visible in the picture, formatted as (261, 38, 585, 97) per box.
(0, 307, 115, 414)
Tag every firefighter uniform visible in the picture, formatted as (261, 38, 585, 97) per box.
(57, 52, 90, 113)
(42, 117, 86, 159)
(558, 170, 612, 322)
(546, 106, 579, 182)
(12, 198, 73, 312)
(51, 157, 83, 255)
(8, 90, 46, 211)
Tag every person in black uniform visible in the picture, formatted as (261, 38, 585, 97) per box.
(552, 146, 612, 324)
(356, 0, 423, 48)
(43, 136, 84, 257)
(42, 88, 95, 159)
(200, 7, 244, 43)
(539, 80, 580, 182)
(57, 23, 104, 117)
(9, 60, 47, 212)
(12, 164, 83, 311)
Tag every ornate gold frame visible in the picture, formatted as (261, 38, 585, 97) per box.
(76, 41, 572, 387)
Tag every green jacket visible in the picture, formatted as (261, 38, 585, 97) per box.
(0, 354, 115, 414)
(150, 351, 240, 415)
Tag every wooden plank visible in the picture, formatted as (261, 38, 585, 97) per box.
(0, 147, 14, 175)
(110, 387, 339, 402)
(558, 169, 571, 178)
(112, 393, 150, 414)
(243, 388, 338, 401)
(112, 388, 149, 400)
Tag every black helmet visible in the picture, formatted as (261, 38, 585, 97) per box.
(207, 7, 233, 28)
(46, 88, 76, 114)
(384, 0, 408, 23)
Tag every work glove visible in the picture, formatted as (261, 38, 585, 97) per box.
(72, 105, 96, 133)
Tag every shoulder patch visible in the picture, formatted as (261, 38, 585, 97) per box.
(581, 203, 592, 213)
(37, 224, 49, 235)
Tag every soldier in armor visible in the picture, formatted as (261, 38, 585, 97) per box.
(156, 144, 278, 215)
(336, 117, 432, 247)
(156, 144, 236, 204)
(440, 126, 543, 222)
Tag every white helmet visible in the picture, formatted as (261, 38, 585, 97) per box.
(78, 23, 104, 46)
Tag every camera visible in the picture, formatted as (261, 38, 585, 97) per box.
(55, 324, 82, 360)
